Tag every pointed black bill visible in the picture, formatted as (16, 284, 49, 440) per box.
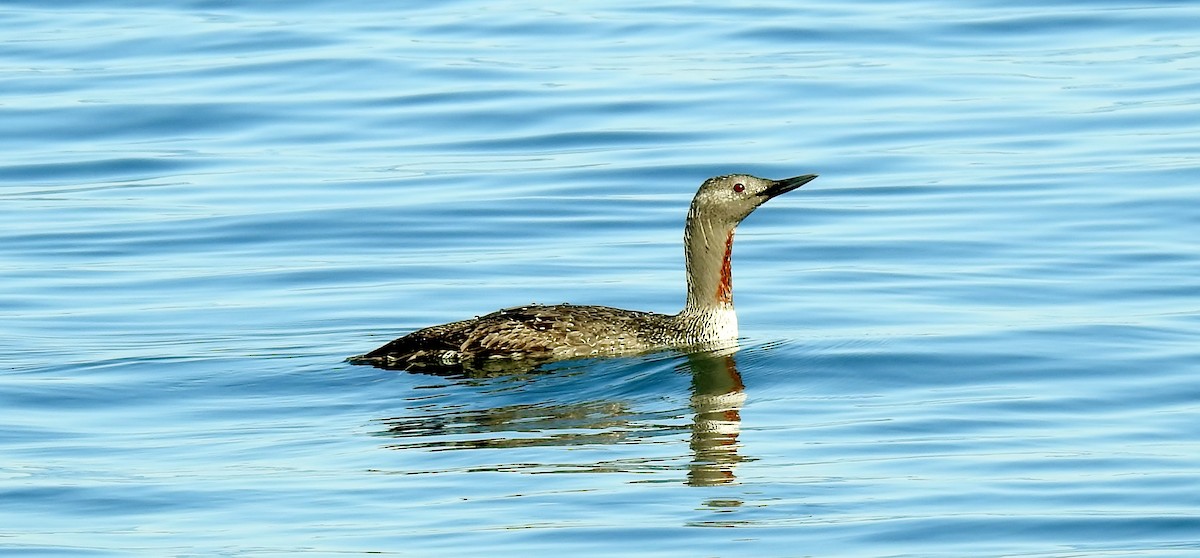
(759, 174, 818, 199)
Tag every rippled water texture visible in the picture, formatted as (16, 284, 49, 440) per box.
(3, 1, 1199, 556)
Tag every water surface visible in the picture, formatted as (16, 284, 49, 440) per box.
(2, 1, 1199, 556)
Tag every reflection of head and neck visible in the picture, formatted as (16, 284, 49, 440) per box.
(682, 348, 746, 487)
(376, 348, 747, 486)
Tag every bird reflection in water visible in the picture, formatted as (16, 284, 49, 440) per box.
(375, 348, 746, 486)
(684, 349, 746, 486)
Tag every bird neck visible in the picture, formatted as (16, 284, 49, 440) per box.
(682, 210, 738, 315)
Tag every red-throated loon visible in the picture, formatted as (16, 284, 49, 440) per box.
(349, 173, 817, 371)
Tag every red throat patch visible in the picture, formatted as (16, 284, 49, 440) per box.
(716, 231, 734, 305)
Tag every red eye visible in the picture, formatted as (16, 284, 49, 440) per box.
(733, 183, 745, 193)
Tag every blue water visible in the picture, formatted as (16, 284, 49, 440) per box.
(3, 1, 1199, 556)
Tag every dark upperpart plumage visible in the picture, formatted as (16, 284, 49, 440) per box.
(349, 173, 817, 372)
(350, 303, 673, 371)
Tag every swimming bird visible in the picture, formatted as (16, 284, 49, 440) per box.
(349, 173, 817, 371)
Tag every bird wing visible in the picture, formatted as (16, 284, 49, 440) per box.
(354, 304, 665, 370)
(459, 304, 659, 360)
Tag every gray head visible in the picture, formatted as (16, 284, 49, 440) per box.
(688, 173, 819, 226)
